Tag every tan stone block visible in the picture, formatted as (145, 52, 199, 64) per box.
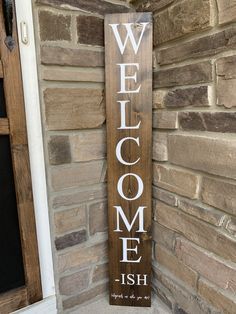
(92, 263, 108, 283)
(154, 62, 212, 88)
(217, 78, 236, 108)
(154, 0, 212, 45)
(168, 134, 236, 180)
(58, 242, 107, 273)
(42, 67, 104, 83)
(48, 135, 71, 165)
(179, 112, 236, 133)
(158, 27, 236, 65)
(52, 184, 106, 209)
(59, 269, 90, 296)
(198, 278, 236, 313)
(179, 111, 207, 131)
(77, 16, 103, 46)
(133, 0, 174, 12)
(153, 186, 178, 207)
(41, 46, 104, 67)
(164, 86, 209, 108)
(51, 161, 106, 191)
(36, 0, 130, 15)
(54, 206, 86, 235)
(155, 245, 198, 289)
(217, 56, 236, 108)
(153, 111, 178, 129)
(226, 217, 236, 237)
(216, 55, 236, 79)
(154, 201, 236, 263)
(39, 10, 71, 41)
(44, 88, 105, 130)
(63, 282, 108, 310)
(70, 130, 106, 162)
(152, 276, 175, 310)
(153, 163, 200, 199)
(55, 230, 87, 250)
(201, 177, 236, 216)
(153, 267, 216, 314)
(176, 237, 236, 294)
(153, 89, 167, 109)
(152, 221, 175, 251)
(153, 131, 168, 161)
(178, 200, 227, 226)
(89, 201, 107, 235)
(217, 0, 236, 25)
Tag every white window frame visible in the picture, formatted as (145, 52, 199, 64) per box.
(14, 0, 56, 312)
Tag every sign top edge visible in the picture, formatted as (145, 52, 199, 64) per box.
(104, 12, 153, 18)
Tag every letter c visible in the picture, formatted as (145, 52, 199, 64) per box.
(116, 137, 140, 166)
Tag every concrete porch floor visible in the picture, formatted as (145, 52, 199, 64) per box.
(74, 296, 171, 314)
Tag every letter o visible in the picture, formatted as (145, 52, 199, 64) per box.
(117, 173, 144, 201)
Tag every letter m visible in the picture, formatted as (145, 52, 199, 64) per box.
(114, 206, 147, 232)
(109, 23, 149, 55)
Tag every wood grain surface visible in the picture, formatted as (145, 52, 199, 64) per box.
(0, 1, 42, 311)
(105, 12, 152, 307)
(0, 118, 9, 134)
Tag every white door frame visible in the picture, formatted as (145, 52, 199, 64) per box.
(14, 0, 56, 312)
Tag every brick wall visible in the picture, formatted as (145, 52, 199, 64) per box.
(32, 0, 132, 312)
(132, 0, 236, 313)
(33, 0, 236, 313)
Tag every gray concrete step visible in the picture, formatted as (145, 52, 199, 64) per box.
(72, 295, 171, 314)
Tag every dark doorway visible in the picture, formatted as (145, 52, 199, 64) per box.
(0, 135, 25, 293)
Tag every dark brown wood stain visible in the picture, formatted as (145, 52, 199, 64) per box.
(105, 12, 152, 307)
(0, 1, 42, 312)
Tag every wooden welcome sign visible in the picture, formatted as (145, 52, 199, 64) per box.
(105, 13, 152, 307)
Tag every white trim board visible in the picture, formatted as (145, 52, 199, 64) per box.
(14, 0, 56, 311)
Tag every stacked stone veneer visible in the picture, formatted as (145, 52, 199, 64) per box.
(33, 0, 132, 312)
(33, 0, 236, 313)
(132, 0, 236, 313)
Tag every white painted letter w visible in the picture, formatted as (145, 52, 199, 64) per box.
(109, 23, 149, 55)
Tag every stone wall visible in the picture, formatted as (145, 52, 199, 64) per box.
(132, 0, 236, 313)
(33, 0, 236, 313)
(32, 0, 132, 312)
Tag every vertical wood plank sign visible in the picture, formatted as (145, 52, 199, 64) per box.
(105, 13, 152, 307)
